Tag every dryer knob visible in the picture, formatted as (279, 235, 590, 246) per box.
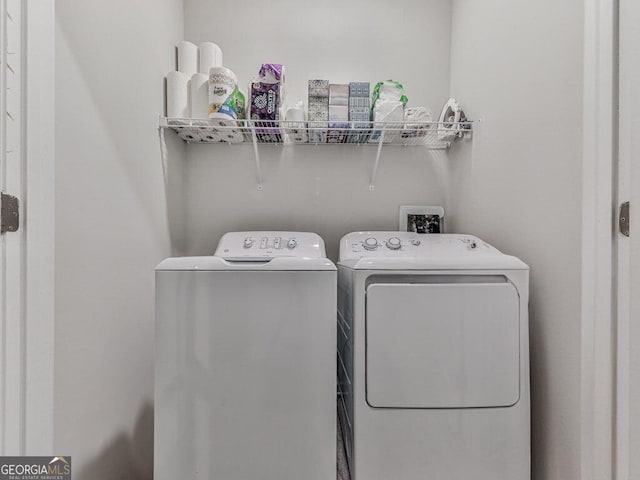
(363, 237, 379, 251)
(243, 237, 254, 248)
(386, 237, 402, 250)
(287, 239, 297, 249)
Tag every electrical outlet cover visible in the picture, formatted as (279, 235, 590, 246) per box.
(399, 205, 445, 233)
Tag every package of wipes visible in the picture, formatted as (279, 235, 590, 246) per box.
(369, 80, 408, 142)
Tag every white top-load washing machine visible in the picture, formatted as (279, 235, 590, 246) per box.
(155, 232, 336, 480)
(337, 232, 530, 480)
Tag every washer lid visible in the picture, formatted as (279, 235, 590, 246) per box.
(156, 256, 335, 271)
(338, 232, 528, 270)
(157, 231, 335, 271)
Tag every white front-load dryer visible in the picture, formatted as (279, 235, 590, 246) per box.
(337, 232, 530, 480)
(155, 232, 336, 480)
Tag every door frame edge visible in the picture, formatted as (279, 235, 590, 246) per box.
(581, 0, 617, 478)
(22, 0, 55, 454)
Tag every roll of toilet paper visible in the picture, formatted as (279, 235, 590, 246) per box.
(199, 42, 223, 74)
(200, 130, 222, 143)
(178, 128, 205, 142)
(190, 73, 209, 120)
(209, 117, 239, 128)
(167, 71, 191, 120)
(289, 131, 308, 144)
(217, 128, 244, 144)
(177, 41, 198, 76)
(208, 121, 244, 144)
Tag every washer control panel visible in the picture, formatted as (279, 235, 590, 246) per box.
(215, 231, 327, 260)
(339, 232, 499, 260)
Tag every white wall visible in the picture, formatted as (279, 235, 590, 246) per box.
(448, 1, 584, 479)
(183, 0, 452, 260)
(55, 1, 184, 478)
(54, 1, 586, 478)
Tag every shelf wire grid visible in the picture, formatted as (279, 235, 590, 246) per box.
(160, 118, 472, 149)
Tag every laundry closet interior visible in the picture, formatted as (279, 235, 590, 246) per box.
(54, 0, 584, 479)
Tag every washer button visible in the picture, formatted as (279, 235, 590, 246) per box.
(386, 237, 401, 250)
(363, 237, 379, 250)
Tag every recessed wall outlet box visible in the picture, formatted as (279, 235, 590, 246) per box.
(399, 205, 445, 233)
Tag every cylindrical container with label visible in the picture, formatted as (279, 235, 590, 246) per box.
(208, 66, 238, 121)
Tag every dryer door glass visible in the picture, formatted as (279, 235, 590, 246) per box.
(366, 282, 520, 408)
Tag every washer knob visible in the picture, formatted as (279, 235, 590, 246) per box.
(363, 237, 379, 250)
(410, 239, 421, 246)
(287, 239, 297, 249)
(243, 237, 254, 249)
(386, 237, 402, 250)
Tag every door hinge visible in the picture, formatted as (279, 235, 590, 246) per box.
(620, 201, 630, 237)
(0, 192, 19, 234)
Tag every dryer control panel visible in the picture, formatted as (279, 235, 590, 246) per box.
(339, 232, 499, 260)
(215, 231, 327, 260)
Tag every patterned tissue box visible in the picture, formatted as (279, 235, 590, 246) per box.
(308, 95, 329, 107)
(309, 123, 328, 144)
(346, 120, 371, 144)
(328, 122, 350, 144)
(349, 108, 370, 121)
(308, 105, 329, 121)
(348, 97, 370, 109)
(329, 105, 349, 122)
(308, 80, 330, 97)
(349, 82, 370, 98)
(329, 84, 349, 106)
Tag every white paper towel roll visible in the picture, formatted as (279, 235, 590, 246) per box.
(190, 73, 209, 120)
(177, 41, 198, 76)
(199, 42, 223, 74)
(167, 71, 191, 120)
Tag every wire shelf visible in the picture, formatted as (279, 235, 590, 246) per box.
(158, 116, 473, 191)
(159, 117, 472, 149)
